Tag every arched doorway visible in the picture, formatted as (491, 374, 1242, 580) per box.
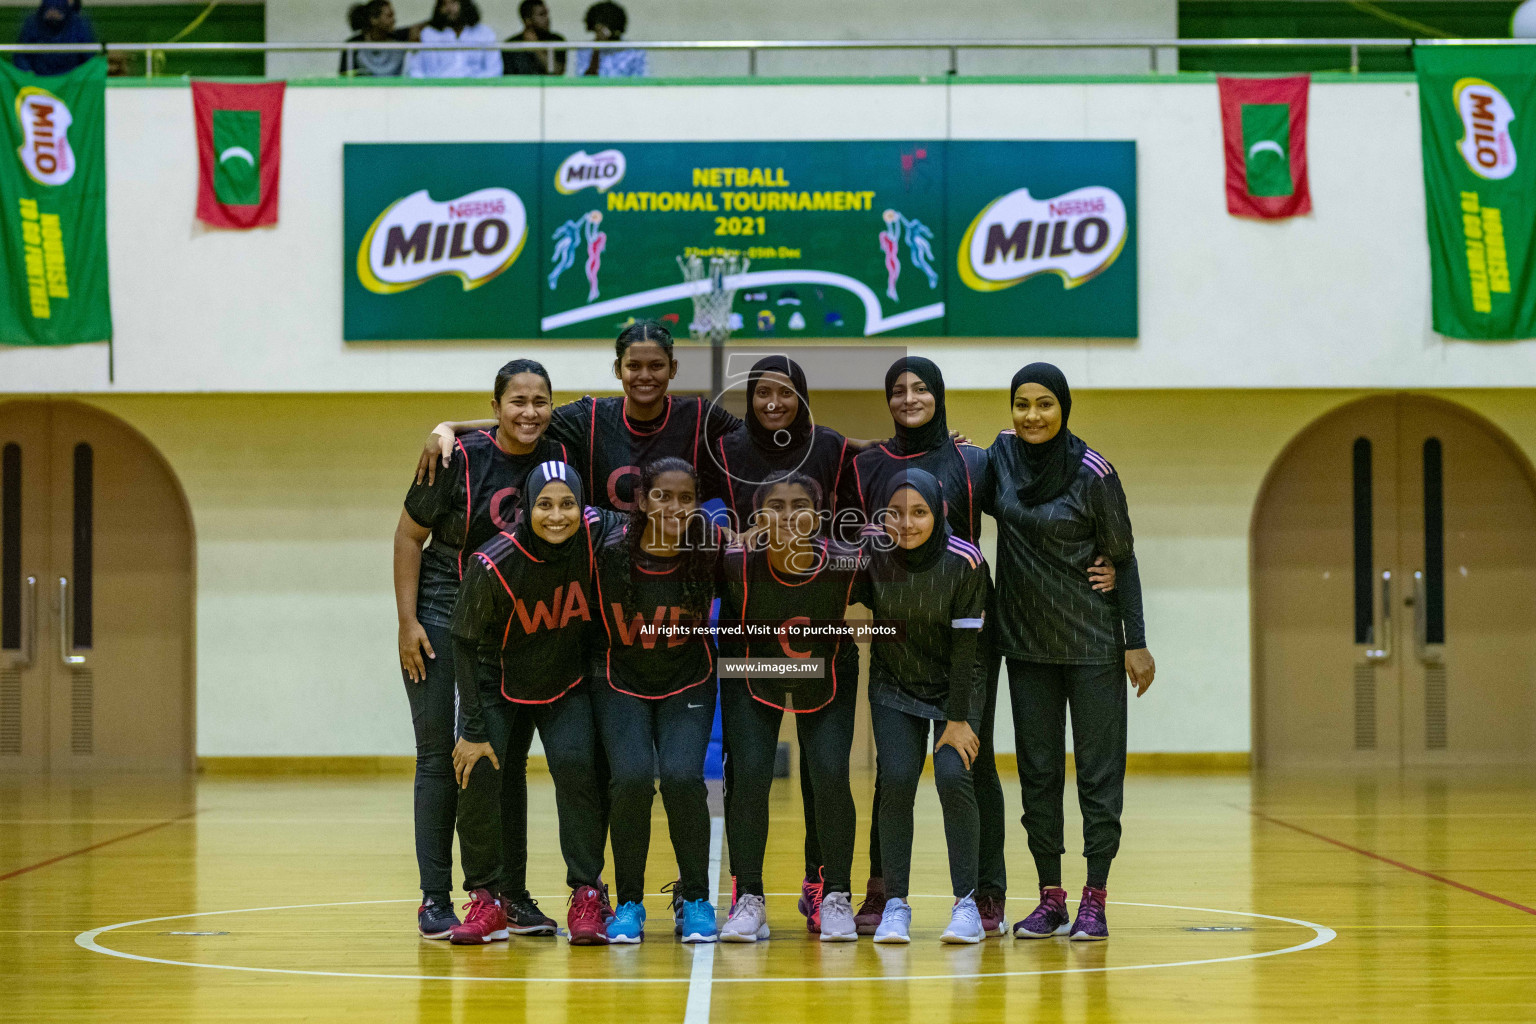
(1253, 394, 1536, 768)
(0, 401, 193, 774)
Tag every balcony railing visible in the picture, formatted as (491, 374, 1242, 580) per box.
(2, 37, 1532, 79)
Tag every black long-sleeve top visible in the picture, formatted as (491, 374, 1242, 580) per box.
(853, 536, 990, 724)
(984, 431, 1146, 664)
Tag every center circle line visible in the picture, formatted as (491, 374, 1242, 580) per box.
(75, 898, 1336, 984)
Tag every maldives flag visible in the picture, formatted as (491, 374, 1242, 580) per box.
(1218, 75, 1312, 219)
(192, 81, 284, 228)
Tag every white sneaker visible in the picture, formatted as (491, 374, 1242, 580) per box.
(941, 894, 984, 944)
(719, 893, 770, 943)
(818, 891, 857, 941)
(873, 898, 911, 943)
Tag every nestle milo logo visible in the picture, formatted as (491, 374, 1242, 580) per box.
(14, 86, 75, 187)
(357, 187, 528, 295)
(554, 148, 625, 194)
(957, 185, 1127, 292)
(1454, 77, 1517, 181)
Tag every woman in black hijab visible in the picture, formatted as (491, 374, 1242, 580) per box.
(984, 361, 1154, 944)
(856, 469, 990, 943)
(706, 354, 861, 933)
(449, 460, 622, 947)
(705, 354, 858, 534)
(845, 355, 1113, 936)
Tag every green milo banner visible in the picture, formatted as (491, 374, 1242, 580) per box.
(1416, 47, 1536, 341)
(344, 140, 1136, 341)
(344, 143, 541, 341)
(0, 57, 111, 347)
(947, 141, 1137, 337)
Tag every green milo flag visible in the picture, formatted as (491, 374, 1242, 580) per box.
(0, 57, 112, 346)
(1415, 47, 1536, 341)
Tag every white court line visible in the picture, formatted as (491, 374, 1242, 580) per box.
(75, 898, 1335, 984)
(682, 816, 724, 1024)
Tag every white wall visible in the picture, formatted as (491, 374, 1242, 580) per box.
(6, 77, 1536, 396)
(265, 0, 1177, 79)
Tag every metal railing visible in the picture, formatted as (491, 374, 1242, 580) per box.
(1, 37, 1532, 79)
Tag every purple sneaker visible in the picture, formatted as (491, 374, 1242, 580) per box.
(1069, 886, 1109, 941)
(1012, 885, 1070, 939)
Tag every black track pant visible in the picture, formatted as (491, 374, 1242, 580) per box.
(591, 679, 717, 905)
(800, 641, 1005, 896)
(871, 702, 978, 900)
(722, 679, 857, 896)
(1007, 658, 1127, 890)
(402, 620, 459, 899)
(456, 686, 606, 894)
(973, 641, 1008, 896)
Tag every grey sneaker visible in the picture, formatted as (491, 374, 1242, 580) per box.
(720, 893, 770, 943)
(942, 894, 984, 944)
(818, 891, 857, 941)
(872, 897, 911, 943)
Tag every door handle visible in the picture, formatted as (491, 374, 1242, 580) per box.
(58, 576, 85, 667)
(11, 575, 37, 668)
(1365, 570, 1392, 663)
(1412, 570, 1444, 666)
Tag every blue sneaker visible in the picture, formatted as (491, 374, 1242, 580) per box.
(679, 899, 718, 944)
(606, 900, 646, 944)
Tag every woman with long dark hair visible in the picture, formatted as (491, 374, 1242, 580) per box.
(717, 471, 866, 943)
(392, 359, 567, 939)
(407, 0, 502, 78)
(590, 457, 723, 943)
(985, 362, 1155, 942)
(448, 460, 620, 946)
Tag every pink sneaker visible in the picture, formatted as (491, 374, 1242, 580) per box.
(798, 871, 825, 934)
(447, 889, 509, 945)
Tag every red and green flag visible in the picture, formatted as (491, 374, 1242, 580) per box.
(1218, 75, 1312, 219)
(192, 81, 284, 229)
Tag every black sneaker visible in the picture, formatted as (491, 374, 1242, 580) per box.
(418, 894, 460, 939)
(503, 893, 558, 936)
(662, 879, 684, 934)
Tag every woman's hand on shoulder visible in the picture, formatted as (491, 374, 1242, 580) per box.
(1125, 647, 1155, 696)
(415, 424, 457, 486)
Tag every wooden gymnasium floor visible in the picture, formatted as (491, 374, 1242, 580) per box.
(3, 768, 1535, 1024)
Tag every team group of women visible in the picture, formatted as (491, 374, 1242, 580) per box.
(391, 320, 1156, 947)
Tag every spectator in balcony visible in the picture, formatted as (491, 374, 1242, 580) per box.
(340, 0, 417, 77)
(408, 0, 501, 79)
(13, 0, 97, 77)
(503, 0, 566, 76)
(574, 1, 646, 78)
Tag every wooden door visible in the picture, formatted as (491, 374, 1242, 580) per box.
(1254, 395, 1536, 767)
(0, 401, 193, 774)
